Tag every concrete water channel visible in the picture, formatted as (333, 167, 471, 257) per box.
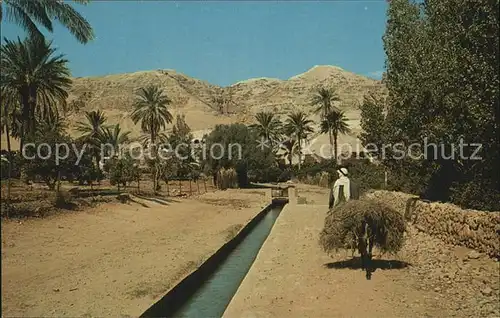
(140, 186, 294, 318)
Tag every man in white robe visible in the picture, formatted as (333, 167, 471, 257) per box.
(329, 167, 359, 209)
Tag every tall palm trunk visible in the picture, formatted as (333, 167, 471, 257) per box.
(297, 136, 302, 170)
(29, 88, 37, 137)
(329, 129, 334, 158)
(333, 132, 339, 165)
(20, 91, 30, 150)
(150, 132, 157, 193)
(6, 125, 12, 203)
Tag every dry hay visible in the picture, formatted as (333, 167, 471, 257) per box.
(319, 198, 406, 255)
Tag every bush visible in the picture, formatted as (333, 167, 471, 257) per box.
(449, 180, 500, 212)
(216, 168, 238, 190)
(344, 160, 385, 193)
(54, 190, 75, 209)
(248, 166, 284, 183)
(106, 155, 140, 189)
(277, 169, 292, 182)
(0, 151, 22, 180)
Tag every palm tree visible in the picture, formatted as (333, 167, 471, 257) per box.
(131, 85, 173, 145)
(37, 109, 67, 135)
(0, 87, 17, 155)
(279, 138, 297, 168)
(311, 86, 341, 153)
(0, 36, 72, 149)
(131, 85, 173, 192)
(285, 111, 314, 170)
(320, 110, 350, 163)
(76, 110, 107, 140)
(250, 111, 282, 151)
(98, 124, 131, 158)
(76, 109, 108, 165)
(311, 86, 341, 118)
(0, 0, 94, 44)
(0, 88, 17, 204)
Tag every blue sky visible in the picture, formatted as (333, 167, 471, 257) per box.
(1, 1, 388, 86)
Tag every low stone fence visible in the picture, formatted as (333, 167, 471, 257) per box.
(367, 190, 500, 259)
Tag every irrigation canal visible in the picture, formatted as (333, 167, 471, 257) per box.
(140, 200, 287, 318)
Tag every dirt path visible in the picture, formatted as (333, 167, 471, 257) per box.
(1, 189, 269, 317)
(223, 187, 499, 318)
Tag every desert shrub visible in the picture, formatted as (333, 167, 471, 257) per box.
(54, 190, 76, 209)
(319, 198, 406, 255)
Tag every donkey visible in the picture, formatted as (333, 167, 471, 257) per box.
(357, 219, 375, 280)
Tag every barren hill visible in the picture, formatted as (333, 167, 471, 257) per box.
(2, 65, 386, 154)
(69, 65, 384, 142)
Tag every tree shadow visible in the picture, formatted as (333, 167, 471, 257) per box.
(128, 198, 150, 208)
(133, 194, 179, 205)
(324, 256, 411, 278)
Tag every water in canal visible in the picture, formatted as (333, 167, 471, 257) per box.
(171, 204, 284, 317)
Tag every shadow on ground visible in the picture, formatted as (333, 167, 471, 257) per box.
(325, 257, 411, 272)
(133, 194, 180, 205)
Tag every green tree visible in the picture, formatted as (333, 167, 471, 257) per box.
(285, 111, 314, 170)
(204, 124, 275, 187)
(0, 88, 19, 201)
(76, 109, 108, 165)
(310, 86, 341, 117)
(382, 0, 499, 210)
(130, 85, 173, 192)
(279, 138, 297, 168)
(22, 120, 75, 190)
(320, 110, 350, 163)
(76, 110, 107, 140)
(359, 93, 387, 159)
(0, 37, 72, 149)
(0, 0, 94, 44)
(250, 111, 282, 151)
(311, 86, 341, 152)
(131, 85, 173, 145)
(106, 154, 139, 191)
(98, 124, 131, 159)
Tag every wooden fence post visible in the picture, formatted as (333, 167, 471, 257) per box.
(204, 178, 207, 193)
(196, 179, 200, 194)
(189, 179, 192, 196)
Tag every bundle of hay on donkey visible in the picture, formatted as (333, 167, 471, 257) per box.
(319, 198, 406, 279)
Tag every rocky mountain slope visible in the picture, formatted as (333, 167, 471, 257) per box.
(68, 65, 384, 134)
(2, 65, 386, 156)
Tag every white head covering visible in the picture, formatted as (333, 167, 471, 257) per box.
(333, 167, 350, 207)
(338, 167, 348, 176)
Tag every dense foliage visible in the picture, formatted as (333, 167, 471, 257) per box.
(359, 0, 499, 210)
(203, 123, 276, 187)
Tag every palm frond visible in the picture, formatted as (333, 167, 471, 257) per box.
(3, 0, 94, 44)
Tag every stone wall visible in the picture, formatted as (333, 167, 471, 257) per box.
(367, 190, 500, 259)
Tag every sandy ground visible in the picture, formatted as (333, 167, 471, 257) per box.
(223, 185, 499, 318)
(1, 188, 270, 317)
